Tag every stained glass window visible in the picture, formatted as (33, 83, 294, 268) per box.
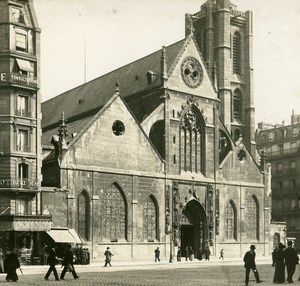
(246, 196, 259, 240)
(225, 200, 237, 240)
(143, 196, 158, 241)
(180, 106, 204, 173)
(102, 184, 126, 241)
(78, 191, 90, 240)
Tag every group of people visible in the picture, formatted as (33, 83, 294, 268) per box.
(244, 241, 299, 285)
(44, 244, 79, 281)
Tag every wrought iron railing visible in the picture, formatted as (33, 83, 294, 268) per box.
(15, 109, 32, 117)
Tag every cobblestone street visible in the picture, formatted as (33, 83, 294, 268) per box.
(2, 260, 300, 286)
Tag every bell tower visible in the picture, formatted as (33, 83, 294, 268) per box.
(186, 0, 256, 155)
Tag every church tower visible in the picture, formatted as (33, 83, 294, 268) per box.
(0, 0, 51, 252)
(186, 0, 256, 155)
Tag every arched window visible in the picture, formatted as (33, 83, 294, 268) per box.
(78, 191, 90, 241)
(102, 183, 127, 241)
(233, 32, 241, 75)
(246, 195, 259, 240)
(180, 105, 205, 173)
(233, 89, 242, 121)
(149, 120, 165, 159)
(143, 196, 158, 241)
(225, 200, 237, 240)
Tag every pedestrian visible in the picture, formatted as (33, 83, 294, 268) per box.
(189, 246, 194, 261)
(273, 242, 285, 283)
(243, 245, 262, 286)
(204, 246, 211, 261)
(272, 246, 278, 267)
(197, 248, 203, 261)
(154, 247, 160, 262)
(44, 245, 59, 281)
(284, 240, 299, 283)
(60, 244, 79, 280)
(177, 247, 181, 262)
(104, 247, 114, 267)
(4, 248, 20, 282)
(219, 249, 224, 260)
(0, 247, 4, 273)
(185, 245, 189, 261)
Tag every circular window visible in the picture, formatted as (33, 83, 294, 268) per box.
(181, 57, 203, 88)
(112, 120, 125, 136)
(238, 149, 246, 161)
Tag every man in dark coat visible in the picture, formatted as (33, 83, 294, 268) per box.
(4, 248, 20, 282)
(243, 245, 262, 286)
(60, 244, 79, 280)
(284, 240, 299, 283)
(104, 247, 114, 267)
(154, 247, 160, 262)
(44, 245, 59, 281)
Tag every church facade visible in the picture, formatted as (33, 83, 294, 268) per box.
(40, 0, 285, 262)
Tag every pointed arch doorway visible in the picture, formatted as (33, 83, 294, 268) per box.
(180, 199, 207, 259)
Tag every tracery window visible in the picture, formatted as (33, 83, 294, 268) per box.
(246, 196, 259, 240)
(143, 196, 158, 241)
(180, 106, 205, 173)
(225, 200, 237, 240)
(233, 32, 241, 75)
(78, 191, 90, 241)
(102, 184, 127, 241)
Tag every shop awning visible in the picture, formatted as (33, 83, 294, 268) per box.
(16, 58, 33, 72)
(46, 228, 83, 244)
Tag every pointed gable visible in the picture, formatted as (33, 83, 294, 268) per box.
(167, 35, 217, 99)
(60, 94, 164, 174)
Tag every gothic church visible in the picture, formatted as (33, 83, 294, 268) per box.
(40, 0, 284, 262)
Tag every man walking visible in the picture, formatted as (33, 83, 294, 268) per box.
(284, 240, 299, 283)
(154, 247, 160, 262)
(104, 247, 114, 267)
(243, 245, 262, 286)
(44, 245, 59, 281)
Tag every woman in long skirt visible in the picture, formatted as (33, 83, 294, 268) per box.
(273, 243, 286, 283)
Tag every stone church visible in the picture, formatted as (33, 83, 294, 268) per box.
(40, 0, 285, 262)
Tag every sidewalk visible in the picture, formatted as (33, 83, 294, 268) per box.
(13, 255, 273, 275)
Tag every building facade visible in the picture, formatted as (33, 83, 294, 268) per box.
(0, 0, 51, 265)
(40, 0, 285, 262)
(257, 111, 300, 246)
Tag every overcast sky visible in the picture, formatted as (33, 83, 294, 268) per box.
(33, 0, 300, 126)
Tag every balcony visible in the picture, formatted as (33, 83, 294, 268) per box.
(0, 72, 38, 89)
(15, 109, 32, 118)
(0, 178, 39, 190)
(266, 147, 300, 158)
(0, 214, 52, 231)
(17, 145, 31, 152)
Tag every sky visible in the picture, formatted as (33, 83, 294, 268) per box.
(33, 0, 300, 126)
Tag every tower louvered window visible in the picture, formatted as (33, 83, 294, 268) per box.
(180, 106, 205, 173)
(233, 32, 241, 75)
(233, 89, 242, 121)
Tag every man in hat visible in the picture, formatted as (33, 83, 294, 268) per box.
(284, 240, 299, 283)
(104, 247, 113, 267)
(243, 245, 262, 285)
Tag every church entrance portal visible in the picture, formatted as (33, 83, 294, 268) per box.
(180, 199, 207, 259)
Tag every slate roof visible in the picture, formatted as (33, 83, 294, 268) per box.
(256, 122, 300, 146)
(42, 39, 186, 131)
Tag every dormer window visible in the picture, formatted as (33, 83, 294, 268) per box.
(146, 71, 158, 86)
(293, 127, 299, 137)
(11, 7, 25, 24)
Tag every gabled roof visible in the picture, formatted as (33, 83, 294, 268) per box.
(42, 39, 186, 130)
